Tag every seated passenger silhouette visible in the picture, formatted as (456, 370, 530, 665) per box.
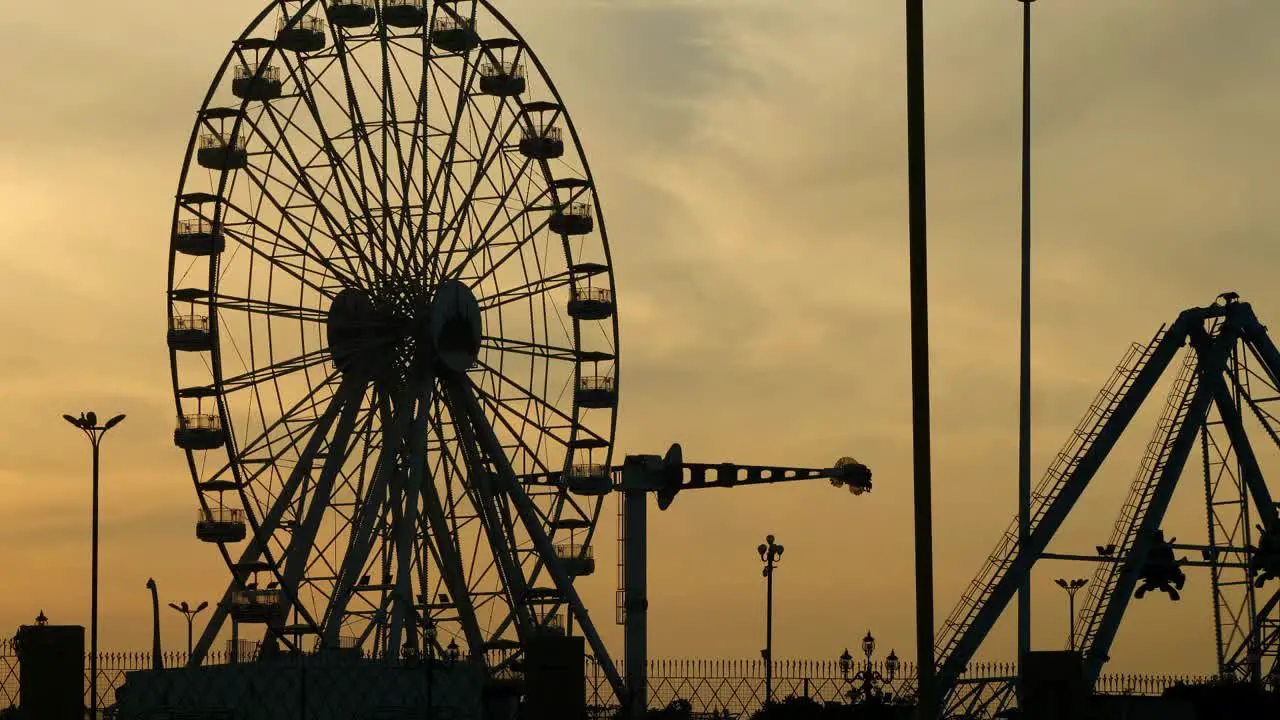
(1250, 523, 1280, 588)
(1135, 530, 1186, 600)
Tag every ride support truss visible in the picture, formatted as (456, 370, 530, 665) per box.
(933, 293, 1280, 715)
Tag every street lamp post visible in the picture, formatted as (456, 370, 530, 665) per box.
(1053, 579, 1088, 651)
(757, 535, 784, 707)
(62, 410, 125, 719)
(839, 631, 899, 705)
(168, 600, 210, 656)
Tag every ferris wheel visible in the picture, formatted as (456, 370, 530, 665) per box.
(167, 0, 622, 690)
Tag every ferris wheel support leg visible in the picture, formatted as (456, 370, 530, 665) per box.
(389, 380, 435, 658)
(445, 374, 628, 700)
(443, 382, 538, 638)
(416, 427, 490, 661)
(321, 393, 413, 650)
(279, 382, 368, 636)
(187, 383, 353, 666)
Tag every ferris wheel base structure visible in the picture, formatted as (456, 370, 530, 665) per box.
(934, 292, 1280, 718)
(114, 654, 484, 720)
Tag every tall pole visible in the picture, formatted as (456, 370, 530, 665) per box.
(905, 1, 936, 718)
(1016, 0, 1037, 681)
(766, 560, 774, 705)
(1067, 590, 1076, 652)
(91, 440, 100, 715)
(63, 411, 125, 720)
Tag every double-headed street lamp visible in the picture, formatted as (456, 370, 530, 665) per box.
(62, 410, 125, 719)
(1054, 578, 1088, 651)
(757, 535, 784, 706)
(840, 631, 899, 705)
(168, 600, 210, 656)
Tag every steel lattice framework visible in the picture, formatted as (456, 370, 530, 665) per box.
(167, 0, 625, 697)
(933, 293, 1280, 717)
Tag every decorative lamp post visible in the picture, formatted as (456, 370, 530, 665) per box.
(424, 618, 438, 713)
(446, 638, 460, 665)
(167, 600, 210, 656)
(757, 535, 784, 706)
(840, 631, 897, 705)
(62, 410, 125, 720)
(1054, 578, 1088, 651)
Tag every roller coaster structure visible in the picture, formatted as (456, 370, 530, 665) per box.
(934, 293, 1280, 716)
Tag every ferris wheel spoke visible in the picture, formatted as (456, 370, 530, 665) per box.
(215, 292, 330, 324)
(439, 138, 536, 283)
(231, 159, 363, 287)
(220, 205, 344, 299)
(475, 269, 574, 314)
(321, 390, 413, 648)
(422, 51, 487, 281)
(247, 103, 373, 285)
(444, 371, 624, 694)
(433, 94, 524, 280)
(280, 55, 394, 280)
(472, 383, 571, 457)
(382, 40, 432, 254)
(480, 334, 579, 363)
(222, 367, 342, 473)
(440, 376, 537, 638)
(205, 347, 331, 396)
(449, 181, 552, 288)
(475, 357, 597, 438)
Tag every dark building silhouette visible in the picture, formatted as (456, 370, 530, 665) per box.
(16, 616, 84, 720)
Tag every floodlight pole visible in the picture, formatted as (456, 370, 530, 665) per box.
(1016, 0, 1037, 687)
(62, 410, 126, 720)
(905, 1, 936, 718)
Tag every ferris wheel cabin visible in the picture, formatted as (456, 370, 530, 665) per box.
(568, 286, 614, 321)
(173, 218, 225, 256)
(383, 1, 428, 28)
(174, 413, 225, 451)
(168, 314, 213, 352)
(228, 587, 287, 624)
(550, 203, 594, 236)
(276, 15, 327, 53)
(327, 1, 376, 28)
(232, 63, 283, 101)
(480, 62, 526, 97)
(564, 463, 611, 496)
(431, 17, 479, 53)
(554, 542, 596, 577)
(197, 133, 248, 171)
(519, 125, 564, 160)
(196, 506, 247, 544)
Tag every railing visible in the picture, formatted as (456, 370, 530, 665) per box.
(230, 588, 285, 607)
(555, 542, 594, 560)
(433, 16, 471, 32)
(0, 638, 1223, 717)
(277, 14, 326, 34)
(573, 287, 612, 303)
(523, 124, 562, 142)
(482, 62, 525, 79)
(171, 315, 209, 332)
(568, 463, 608, 479)
(197, 506, 244, 524)
(175, 218, 217, 235)
(233, 63, 280, 82)
(560, 202, 592, 218)
(199, 133, 245, 151)
(579, 376, 614, 392)
(179, 413, 221, 432)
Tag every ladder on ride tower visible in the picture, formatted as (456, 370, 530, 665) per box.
(1074, 351, 1200, 656)
(617, 493, 626, 625)
(934, 325, 1169, 670)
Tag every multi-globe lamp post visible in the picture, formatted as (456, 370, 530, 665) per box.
(757, 535, 784, 706)
(839, 631, 899, 705)
(168, 600, 210, 656)
(62, 410, 125, 719)
(1054, 578, 1088, 651)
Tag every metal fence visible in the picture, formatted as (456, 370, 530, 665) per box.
(0, 638, 1215, 716)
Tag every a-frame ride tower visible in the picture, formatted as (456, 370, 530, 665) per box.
(934, 293, 1280, 712)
